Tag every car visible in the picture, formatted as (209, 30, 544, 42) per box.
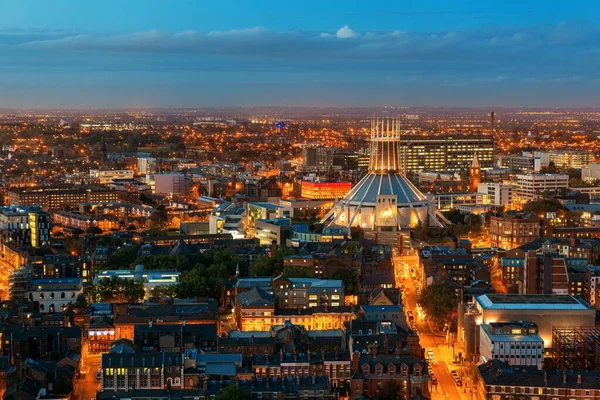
(451, 370, 458, 377)
(427, 350, 434, 358)
(96, 370, 102, 380)
(432, 377, 438, 385)
(455, 378, 463, 387)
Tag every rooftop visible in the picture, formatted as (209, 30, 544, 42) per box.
(476, 294, 589, 310)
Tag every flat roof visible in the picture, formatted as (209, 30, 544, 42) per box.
(481, 324, 543, 343)
(476, 294, 589, 310)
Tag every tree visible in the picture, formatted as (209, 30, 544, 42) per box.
(332, 269, 357, 294)
(150, 209, 168, 230)
(151, 285, 178, 299)
(283, 265, 315, 278)
(175, 249, 243, 298)
(108, 245, 140, 268)
(250, 247, 294, 277)
(418, 284, 459, 331)
(94, 277, 145, 303)
(379, 381, 406, 400)
(540, 161, 557, 174)
(64, 237, 83, 256)
(214, 384, 253, 400)
(522, 199, 564, 214)
(86, 226, 103, 234)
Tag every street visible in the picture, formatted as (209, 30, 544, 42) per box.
(74, 349, 101, 400)
(394, 255, 475, 400)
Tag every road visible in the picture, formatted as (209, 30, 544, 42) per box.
(74, 350, 101, 400)
(394, 255, 475, 400)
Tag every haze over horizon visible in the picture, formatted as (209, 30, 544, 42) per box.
(2, 0, 600, 109)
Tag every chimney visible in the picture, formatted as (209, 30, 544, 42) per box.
(296, 376, 300, 385)
(543, 370, 547, 384)
(312, 375, 316, 385)
(563, 371, 567, 385)
(577, 374, 582, 386)
(352, 352, 359, 373)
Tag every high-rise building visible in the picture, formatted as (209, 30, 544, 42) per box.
(399, 135, 494, 175)
(515, 173, 569, 201)
(302, 147, 334, 169)
(153, 173, 190, 197)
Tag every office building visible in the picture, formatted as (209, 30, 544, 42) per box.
(399, 135, 494, 175)
(89, 169, 134, 184)
(479, 321, 544, 368)
(272, 276, 344, 308)
(333, 152, 369, 170)
(297, 180, 352, 200)
(154, 173, 190, 197)
(534, 150, 593, 169)
(498, 154, 541, 173)
(465, 294, 595, 352)
(255, 218, 291, 245)
(7, 185, 119, 210)
(478, 182, 516, 207)
(302, 147, 334, 168)
(0, 205, 50, 247)
(582, 162, 600, 183)
(515, 174, 569, 201)
(208, 201, 246, 236)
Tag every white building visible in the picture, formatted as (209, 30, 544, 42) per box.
(137, 156, 156, 175)
(582, 163, 600, 183)
(28, 278, 83, 313)
(208, 201, 246, 236)
(534, 150, 593, 169)
(93, 265, 180, 299)
(478, 182, 516, 207)
(89, 169, 134, 184)
(479, 322, 544, 369)
(515, 174, 569, 201)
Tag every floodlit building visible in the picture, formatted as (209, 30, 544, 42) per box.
(478, 182, 516, 207)
(479, 321, 544, 369)
(321, 119, 441, 245)
(460, 294, 595, 360)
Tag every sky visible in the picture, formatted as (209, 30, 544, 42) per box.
(1, 0, 600, 108)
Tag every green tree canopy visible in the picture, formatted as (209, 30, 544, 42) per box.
(150, 285, 178, 299)
(250, 247, 294, 277)
(332, 269, 357, 295)
(214, 384, 253, 400)
(417, 284, 459, 331)
(108, 245, 140, 268)
(150, 209, 168, 230)
(94, 276, 145, 303)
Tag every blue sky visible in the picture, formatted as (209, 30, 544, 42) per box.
(1, 0, 599, 108)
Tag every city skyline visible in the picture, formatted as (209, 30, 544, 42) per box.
(2, 0, 600, 108)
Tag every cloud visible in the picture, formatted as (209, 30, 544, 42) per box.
(336, 25, 356, 39)
(7, 23, 596, 69)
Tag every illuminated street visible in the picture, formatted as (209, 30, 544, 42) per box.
(395, 254, 475, 400)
